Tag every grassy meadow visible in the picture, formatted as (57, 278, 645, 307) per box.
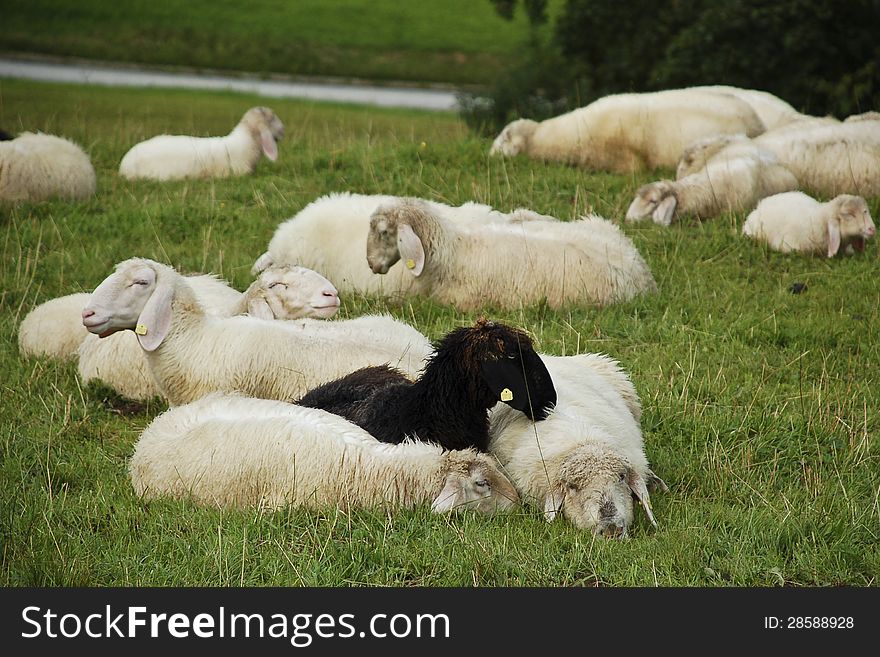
(0, 0, 563, 86)
(1, 77, 878, 587)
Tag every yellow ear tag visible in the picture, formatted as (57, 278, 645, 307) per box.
(135, 324, 148, 336)
(500, 388, 513, 402)
(406, 258, 416, 270)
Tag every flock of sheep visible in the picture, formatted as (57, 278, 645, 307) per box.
(7, 83, 879, 540)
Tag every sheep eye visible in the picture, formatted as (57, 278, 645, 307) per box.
(268, 282, 287, 289)
(474, 479, 490, 489)
(618, 472, 627, 483)
(132, 279, 149, 287)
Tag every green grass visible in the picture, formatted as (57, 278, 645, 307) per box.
(0, 0, 562, 86)
(1, 77, 878, 587)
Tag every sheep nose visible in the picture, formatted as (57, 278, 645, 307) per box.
(866, 225, 876, 237)
(82, 309, 95, 320)
(322, 288, 340, 304)
(601, 523, 626, 539)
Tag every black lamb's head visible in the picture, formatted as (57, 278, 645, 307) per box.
(426, 317, 557, 420)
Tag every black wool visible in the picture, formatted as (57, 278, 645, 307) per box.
(294, 319, 556, 452)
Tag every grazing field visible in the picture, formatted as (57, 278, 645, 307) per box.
(1, 78, 878, 587)
(0, 0, 562, 86)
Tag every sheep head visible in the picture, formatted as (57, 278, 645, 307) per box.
(489, 118, 538, 157)
(625, 181, 678, 226)
(246, 264, 340, 320)
(431, 450, 520, 515)
(675, 133, 745, 179)
(366, 198, 431, 275)
(827, 194, 875, 257)
(544, 443, 667, 539)
(426, 318, 557, 421)
(241, 106, 284, 162)
(81, 258, 184, 352)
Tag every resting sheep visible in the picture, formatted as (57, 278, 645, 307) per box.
(118, 107, 284, 180)
(677, 121, 880, 197)
(129, 393, 520, 513)
(365, 198, 657, 309)
(297, 319, 556, 452)
(0, 132, 96, 202)
(251, 191, 552, 296)
(626, 137, 799, 224)
(81, 258, 431, 405)
(489, 87, 765, 172)
(742, 191, 876, 257)
(489, 353, 667, 538)
(19, 263, 337, 360)
(75, 264, 340, 401)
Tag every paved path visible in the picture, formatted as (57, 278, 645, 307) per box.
(0, 58, 460, 111)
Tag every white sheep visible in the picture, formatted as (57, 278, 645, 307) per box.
(129, 393, 520, 514)
(489, 87, 765, 172)
(489, 353, 667, 538)
(365, 198, 657, 310)
(754, 120, 880, 197)
(18, 273, 242, 362)
(75, 264, 341, 401)
(626, 137, 799, 224)
(250, 191, 550, 296)
(0, 132, 96, 202)
(19, 264, 337, 360)
(742, 191, 876, 257)
(81, 258, 431, 405)
(677, 120, 880, 197)
(118, 107, 284, 180)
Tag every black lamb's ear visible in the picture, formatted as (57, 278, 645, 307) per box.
(481, 351, 556, 420)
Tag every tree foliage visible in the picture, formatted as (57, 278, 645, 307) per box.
(462, 0, 880, 133)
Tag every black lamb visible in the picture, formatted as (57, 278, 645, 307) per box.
(295, 318, 556, 452)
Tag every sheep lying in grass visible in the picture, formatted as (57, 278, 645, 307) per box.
(489, 87, 765, 172)
(677, 121, 880, 197)
(626, 137, 799, 224)
(76, 264, 341, 401)
(119, 107, 284, 180)
(0, 132, 96, 202)
(251, 191, 552, 295)
(297, 319, 556, 452)
(20, 271, 241, 362)
(130, 393, 520, 513)
(743, 191, 876, 257)
(489, 353, 667, 538)
(365, 198, 656, 309)
(754, 120, 880, 196)
(19, 264, 337, 361)
(81, 258, 430, 405)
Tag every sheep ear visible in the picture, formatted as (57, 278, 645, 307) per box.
(481, 351, 556, 420)
(397, 223, 425, 276)
(430, 477, 460, 513)
(136, 281, 174, 352)
(827, 218, 841, 257)
(259, 126, 278, 161)
(646, 469, 669, 493)
(652, 195, 677, 226)
(543, 485, 565, 522)
(627, 469, 658, 528)
(251, 252, 273, 275)
(247, 296, 274, 319)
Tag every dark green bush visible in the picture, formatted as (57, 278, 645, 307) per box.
(461, 0, 880, 133)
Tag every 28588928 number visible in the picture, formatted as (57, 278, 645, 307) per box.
(787, 617, 853, 629)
